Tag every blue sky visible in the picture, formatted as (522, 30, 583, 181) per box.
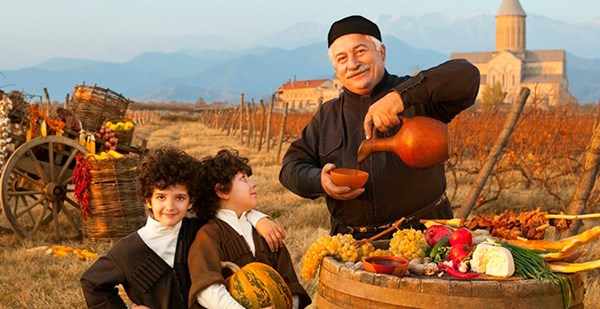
(2, 0, 599, 70)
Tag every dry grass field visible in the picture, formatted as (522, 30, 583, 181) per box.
(0, 118, 598, 308)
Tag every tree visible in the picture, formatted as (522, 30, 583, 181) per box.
(480, 82, 505, 111)
(195, 97, 207, 106)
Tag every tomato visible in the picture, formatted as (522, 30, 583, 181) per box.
(449, 243, 473, 262)
(449, 228, 473, 246)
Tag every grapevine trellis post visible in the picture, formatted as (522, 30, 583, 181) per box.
(251, 100, 258, 147)
(276, 102, 289, 162)
(245, 102, 252, 146)
(266, 93, 275, 153)
(456, 87, 530, 220)
(258, 100, 266, 152)
(228, 107, 239, 137)
(211, 109, 220, 129)
(239, 93, 244, 144)
(221, 108, 232, 132)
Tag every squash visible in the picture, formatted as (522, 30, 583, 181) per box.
(221, 261, 292, 309)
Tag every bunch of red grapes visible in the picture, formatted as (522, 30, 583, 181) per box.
(95, 124, 119, 151)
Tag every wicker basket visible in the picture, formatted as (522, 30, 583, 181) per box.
(70, 84, 132, 133)
(105, 118, 135, 147)
(82, 154, 146, 242)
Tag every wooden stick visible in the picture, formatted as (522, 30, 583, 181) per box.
(456, 87, 530, 220)
(419, 218, 463, 228)
(546, 213, 600, 220)
(355, 217, 407, 244)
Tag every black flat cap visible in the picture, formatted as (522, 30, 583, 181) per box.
(327, 15, 382, 47)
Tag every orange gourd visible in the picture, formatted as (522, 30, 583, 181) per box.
(222, 261, 293, 309)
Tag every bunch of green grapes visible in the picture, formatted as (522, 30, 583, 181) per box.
(366, 247, 391, 257)
(389, 228, 428, 260)
(332, 233, 359, 263)
(301, 233, 378, 281)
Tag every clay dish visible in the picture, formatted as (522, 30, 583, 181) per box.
(330, 168, 369, 189)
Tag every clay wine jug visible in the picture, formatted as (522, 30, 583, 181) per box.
(357, 115, 450, 169)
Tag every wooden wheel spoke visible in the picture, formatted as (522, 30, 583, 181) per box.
(22, 195, 38, 225)
(31, 200, 51, 235)
(25, 148, 48, 183)
(11, 195, 35, 221)
(63, 196, 80, 210)
(52, 198, 60, 238)
(11, 168, 44, 188)
(57, 201, 80, 233)
(49, 141, 55, 182)
(7, 190, 44, 197)
(14, 196, 46, 218)
(10, 195, 21, 219)
(58, 175, 74, 187)
(56, 148, 79, 183)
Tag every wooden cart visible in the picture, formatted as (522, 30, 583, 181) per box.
(0, 87, 143, 240)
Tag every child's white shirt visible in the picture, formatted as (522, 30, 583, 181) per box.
(217, 209, 256, 255)
(137, 216, 181, 267)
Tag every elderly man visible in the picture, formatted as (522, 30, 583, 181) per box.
(279, 15, 480, 239)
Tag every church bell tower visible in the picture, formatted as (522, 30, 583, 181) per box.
(496, 0, 526, 53)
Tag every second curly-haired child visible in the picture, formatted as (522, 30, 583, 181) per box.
(188, 149, 311, 309)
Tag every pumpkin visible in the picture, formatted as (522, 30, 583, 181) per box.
(221, 261, 293, 309)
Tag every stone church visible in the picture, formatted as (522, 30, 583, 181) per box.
(451, 0, 571, 106)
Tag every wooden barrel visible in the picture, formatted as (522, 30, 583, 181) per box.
(317, 257, 585, 309)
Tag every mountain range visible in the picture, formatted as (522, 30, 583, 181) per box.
(2, 13, 600, 104)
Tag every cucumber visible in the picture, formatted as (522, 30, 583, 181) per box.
(429, 236, 450, 259)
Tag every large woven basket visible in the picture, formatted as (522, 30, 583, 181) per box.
(69, 84, 132, 133)
(82, 154, 146, 242)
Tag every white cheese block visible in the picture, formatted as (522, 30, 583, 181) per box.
(470, 243, 515, 278)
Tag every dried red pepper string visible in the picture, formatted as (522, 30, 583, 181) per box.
(74, 154, 92, 219)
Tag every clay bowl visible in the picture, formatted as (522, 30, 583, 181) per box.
(362, 255, 409, 277)
(330, 168, 369, 189)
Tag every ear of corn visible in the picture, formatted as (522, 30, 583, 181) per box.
(548, 259, 600, 273)
(540, 239, 584, 261)
(40, 120, 47, 137)
(79, 131, 86, 146)
(505, 225, 600, 252)
(48, 245, 97, 260)
(86, 135, 96, 154)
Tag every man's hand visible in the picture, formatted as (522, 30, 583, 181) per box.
(363, 91, 404, 139)
(321, 163, 364, 200)
(255, 218, 286, 252)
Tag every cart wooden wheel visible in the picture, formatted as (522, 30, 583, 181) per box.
(0, 136, 88, 240)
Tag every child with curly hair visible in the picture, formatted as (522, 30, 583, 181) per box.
(188, 149, 311, 309)
(81, 146, 285, 309)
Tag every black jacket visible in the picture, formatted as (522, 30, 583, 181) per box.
(279, 59, 480, 236)
(81, 217, 205, 309)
